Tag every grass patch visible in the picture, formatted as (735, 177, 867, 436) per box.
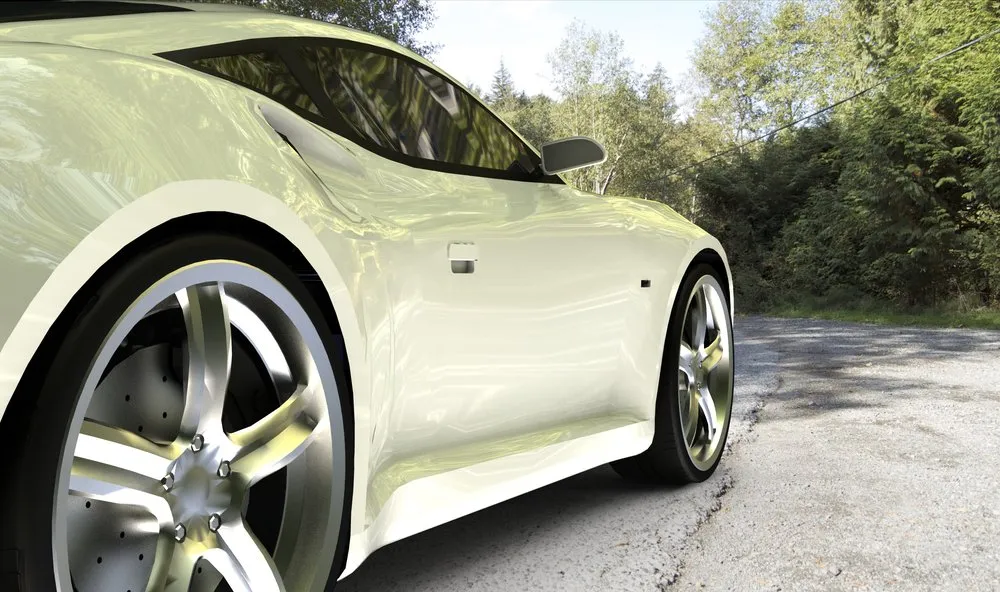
(762, 303, 1000, 330)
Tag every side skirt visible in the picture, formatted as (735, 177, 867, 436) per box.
(339, 419, 654, 578)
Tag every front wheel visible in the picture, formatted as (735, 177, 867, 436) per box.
(3, 235, 350, 592)
(613, 263, 735, 484)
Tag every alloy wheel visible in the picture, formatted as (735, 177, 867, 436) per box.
(53, 262, 345, 592)
(677, 275, 733, 471)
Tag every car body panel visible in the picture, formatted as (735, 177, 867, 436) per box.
(0, 9, 403, 56)
(0, 14, 730, 581)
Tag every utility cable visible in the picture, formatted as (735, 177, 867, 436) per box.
(654, 23, 1000, 182)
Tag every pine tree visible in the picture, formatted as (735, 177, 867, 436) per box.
(489, 59, 517, 109)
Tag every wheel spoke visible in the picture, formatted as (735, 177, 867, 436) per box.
(152, 534, 195, 592)
(679, 341, 696, 382)
(697, 386, 718, 441)
(70, 420, 176, 524)
(227, 298, 295, 394)
(177, 283, 233, 436)
(204, 520, 284, 592)
(701, 333, 724, 374)
(228, 384, 319, 486)
(703, 285, 717, 333)
(684, 387, 699, 445)
(688, 289, 708, 348)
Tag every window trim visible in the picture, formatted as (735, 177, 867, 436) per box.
(158, 37, 564, 185)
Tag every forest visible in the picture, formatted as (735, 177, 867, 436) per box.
(226, 0, 1000, 326)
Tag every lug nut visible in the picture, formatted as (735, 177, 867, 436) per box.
(161, 472, 175, 492)
(174, 523, 186, 542)
(217, 460, 231, 478)
(208, 514, 222, 532)
(190, 434, 204, 453)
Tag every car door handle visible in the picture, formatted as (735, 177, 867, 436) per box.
(448, 242, 478, 274)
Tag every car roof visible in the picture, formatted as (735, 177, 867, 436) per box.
(0, 1, 422, 64)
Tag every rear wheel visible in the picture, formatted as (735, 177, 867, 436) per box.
(3, 235, 349, 591)
(613, 263, 734, 484)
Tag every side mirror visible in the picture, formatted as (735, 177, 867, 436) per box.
(539, 136, 607, 175)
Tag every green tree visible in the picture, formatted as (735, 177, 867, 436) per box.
(690, 1, 773, 146)
(845, 0, 1000, 304)
(691, 0, 1000, 310)
(546, 20, 643, 194)
(761, 0, 860, 123)
(691, 0, 860, 143)
(475, 21, 688, 205)
(612, 65, 689, 208)
(694, 124, 840, 308)
(503, 94, 557, 151)
(488, 59, 521, 109)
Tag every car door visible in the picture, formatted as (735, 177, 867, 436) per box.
(287, 41, 651, 475)
(175, 39, 644, 486)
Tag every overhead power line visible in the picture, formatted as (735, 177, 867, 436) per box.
(654, 23, 1000, 182)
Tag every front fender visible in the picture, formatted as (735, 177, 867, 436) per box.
(615, 195, 734, 315)
(0, 43, 379, 548)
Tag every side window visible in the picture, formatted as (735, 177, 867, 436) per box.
(191, 52, 320, 116)
(299, 44, 539, 176)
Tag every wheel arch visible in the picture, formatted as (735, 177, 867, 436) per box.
(659, 238, 734, 343)
(656, 241, 734, 369)
(690, 247, 733, 313)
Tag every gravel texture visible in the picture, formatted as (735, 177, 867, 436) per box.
(338, 317, 1000, 592)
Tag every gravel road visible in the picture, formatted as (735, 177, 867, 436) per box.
(338, 317, 1000, 592)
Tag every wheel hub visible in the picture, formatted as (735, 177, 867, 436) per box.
(693, 363, 705, 388)
(165, 440, 236, 534)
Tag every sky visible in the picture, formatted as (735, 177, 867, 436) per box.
(418, 0, 719, 100)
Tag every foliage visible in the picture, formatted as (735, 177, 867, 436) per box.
(545, 20, 641, 194)
(766, 301, 1000, 330)
(487, 60, 520, 110)
(688, 0, 1000, 312)
(690, 1, 773, 146)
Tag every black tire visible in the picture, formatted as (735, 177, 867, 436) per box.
(612, 263, 734, 484)
(0, 234, 351, 591)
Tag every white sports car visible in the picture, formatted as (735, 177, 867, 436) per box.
(0, 2, 735, 591)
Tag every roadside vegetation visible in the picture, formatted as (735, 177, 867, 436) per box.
(764, 303, 1000, 330)
(220, 0, 1000, 328)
